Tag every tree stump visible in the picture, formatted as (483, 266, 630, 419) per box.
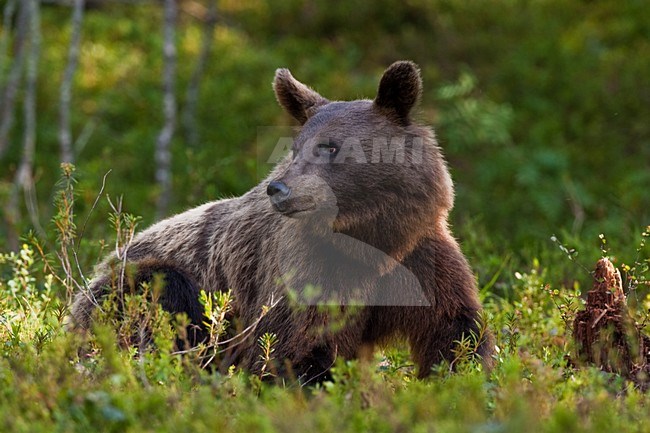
(573, 258, 650, 389)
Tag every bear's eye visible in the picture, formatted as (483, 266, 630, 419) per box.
(316, 142, 340, 159)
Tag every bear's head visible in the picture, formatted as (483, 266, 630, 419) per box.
(268, 61, 453, 258)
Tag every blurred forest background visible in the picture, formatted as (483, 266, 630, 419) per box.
(0, 0, 648, 264)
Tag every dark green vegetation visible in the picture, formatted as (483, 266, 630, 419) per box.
(1, 1, 649, 431)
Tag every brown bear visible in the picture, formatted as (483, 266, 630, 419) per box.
(71, 61, 494, 381)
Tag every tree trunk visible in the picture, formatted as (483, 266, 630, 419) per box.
(155, 0, 178, 218)
(0, 0, 18, 87)
(59, 0, 85, 164)
(6, 0, 42, 250)
(0, 0, 27, 159)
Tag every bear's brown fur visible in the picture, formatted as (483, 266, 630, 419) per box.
(71, 61, 494, 381)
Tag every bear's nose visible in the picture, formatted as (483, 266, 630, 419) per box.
(267, 180, 291, 202)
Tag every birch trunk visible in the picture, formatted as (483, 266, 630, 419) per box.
(59, 0, 85, 164)
(0, 0, 27, 159)
(155, 0, 178, 218)
(6, 0, 42, 250)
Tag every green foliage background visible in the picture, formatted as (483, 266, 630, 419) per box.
(1, 1, 650, 431)
(1, 0, 647, 253)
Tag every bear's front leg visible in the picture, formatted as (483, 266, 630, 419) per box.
(238, 304, 336, 384)
(398, 236, 494, 377)
(408, 306, 490, 378)
(244, 302, 369, 384)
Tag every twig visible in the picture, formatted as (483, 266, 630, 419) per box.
(72, 170, 112, 304)
(70, 170, 112, 296)
(591, 308, 611, 329)
(172, 293, 283, 358)
(76, 169, 111, 250)
(106, 195, 137, 297)
(298, 345, 338, 388)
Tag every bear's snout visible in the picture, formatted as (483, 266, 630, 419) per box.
(267, 180, 291, 210)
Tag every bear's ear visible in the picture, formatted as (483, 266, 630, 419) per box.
(273, 69, 328, 125)
(374, 61, 422, 125)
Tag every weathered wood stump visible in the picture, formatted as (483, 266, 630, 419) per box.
(573, 258, 650, 389)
